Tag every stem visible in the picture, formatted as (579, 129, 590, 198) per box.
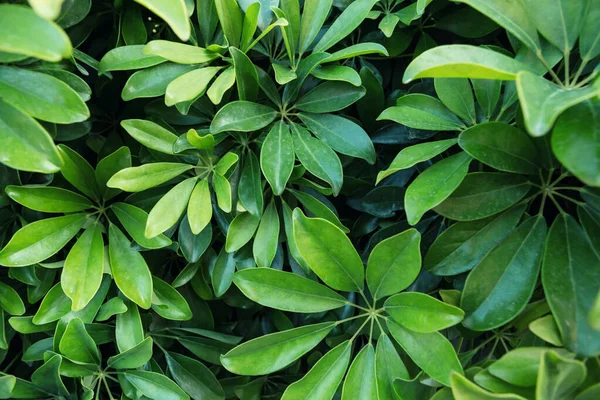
(549, 194, 567, 214)
(535, 51, 564, 86)
(571, 57, 590, 86)
(573, 72, 597, 88)
(539, 193, 547, 216)
(346, 301, 371, 313)
(553, 186, 582, 191)
(336, 313, 369, 326)
(374, 315, 385, 335)
(358, 290, 373, 310)
(550, 171, 570, 188)
(487, 339, 500, 361)
(368, 316, 375, 344)
(551, 191, 585, 206)
(102, 376, 116, 400)
(350, 317, 372, 342)
(564, 50, 570, 86)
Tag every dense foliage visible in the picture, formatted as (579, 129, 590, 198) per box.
(0, 0, 599, 399)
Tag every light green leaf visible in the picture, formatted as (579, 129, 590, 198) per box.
(116, 298, 144, 352)
(542, 214, 600, 357)
(451, 372, 527, 400)
(57, 144, 101, 201)
(32, 283, 71, 324)
(152, 277, 192, 321)
(580, 0, 600, 59)
(377, 139, 458, 184)
(283, 52, 331, 104)
(5, 186, 92, 213)
(207, 66, 236, 105)
(225, 212, 260, 253)
(0, 214, 86, 267)
(212, 248, 236, 297)
(125, 370, 190, 400)
(529, 315, 563, 346)
(233, 268, 347, 313)
(459, 122, 539, 174)
(107, 163, 193, 192)
(296, 82, 366, 113)
(108, 337, 153, 369)
(376, 333, 409, 399)
(188, 178, 213, 234)
(367, 229, 421, 300)
(525, 0, 585, 52)
(434, 173, 531, 221)
(238, 151, 263, 217)
(98, 45, 165, 73)
(342, 344, 377, 400)
(311, 65, 362, 86)
(0, 281, 25, 316)
(488, 347, 548, 387)
(282, 341, 351, 400)
(387, 320, 463, 387)
(461, 216, 547, 330)
(0, 99, 63, 173)
(240, 2, 260, 51)
(0, 66, 89, 124)
(165, 67, 222, 106)
(385, 292, 465, 332)
(109, 224, 153, 309)
(299, 0, 332, 54)
(405, 152, 472, 225)
(59, 318, 99, 364)
(403, 45, 532, 83)
(134, 0, 190, 41)
(536, 350, 586, 400)
(210, 101, 277, 134)
(213, 173, 232, 212)
(434, 78, 477, 124)
(293, 209, 364, 292)
(231, 47, 259, 102)
(96, 297, 128, 322)
(95, 146, 131, 201)
(121, 119, 178, 154)
(143, 40, 218, 64)
(61, 224, 104, 311)
(273, 63, 297, 85)
(378, 94, 465, 131)
(0, 4, 71, 61)
(111, 202, 172, 249)
(291, 122, 343, 196)
(261, 120, 294, 196)
(214, 0, 243, 48)
(516, 71, 598, 136)
(166, 352, 225, 400)
(551, 101, 600, 187)
(253, 200, 279, 268)
(326, 42, 389, 63)
(122, 63, 195, 101)
(472, 79, 502, 119)
(313, 0, 379, 53)
(146, 177, 197, 238)
(221, 322, 335, 375)
(299, 112, 376, 164)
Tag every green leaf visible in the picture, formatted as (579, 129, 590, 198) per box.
(580, 0, 600, 59)
(525, 0, 585, 52)
(210, 101, 277, 134)
(0, 214, 86, 267)
(405, 152, 472, 225)
(143, 40, 218, 64)
(536, 349, 586, 400)
(376, 333, 410, 399)
(31, 355, 69, 396)
(98, 45, 165, 74)
(61, 224, 104, 311)
(461, 216, 547, 330)
(214, 0, 243, 48)
(425, 205, 525, 276)
(313, 0, 378, 53)
(57, 145, 101, 201)
(434, 78, 477, 124)
(240, 2, 260, 51)
(0, 281, 25, 316)
(296, 82, 366, 113)
(403, 45, 532, 83)
(542, 214, 600, 357)
(283, 52, 331, 104)
(273, 63, 297, 85)
(529, 315, 563, 346)
(326, 43, 389, 63)
(472, 79, 502, 119)
(147, 177, 197, 238)
(109, 224, 153, 309)
(552, 101, 600, 187)
(454, 0, 540, 51)
(121, 119, 179, 154)
(282, 340, 351, 400)
(473, 370, 535, 399)
(188, 179, 213, 234)
(96, 297, 128, 322)
(221, 322, 335, 375)
(367, 229, 421, 300)
(225, 213, 260, 253)
(299, 0, 332, 54)
(122, 63, 195, 101)
(291, 122, 343, 196)
(311, 65, 362, 86)
(0, 4, 71, 61)
(212, 248, 236, 297)
(261, 120, 294, 196)
(451, 372, 527, 400)
(299, 112, 376, 164)
(165, 67, 222, 106)
(59, 318, 99, 364)
(213, 173, 232, 212)
(0, 66, 89, 124)
(125, 370, 190, 400)
(516, 71, 598, 136)
(379, 94, 465, 131)
(0, 99, 63, 173)
(108, 337, 153, 369)
(116, 298, 144, 352)
(293, 209, 364, 292)
(233, 268, 347, 313)
(111, 202, 172, 249)
(458, 122, 539, 174)
(107, 162, 193, 192)
(231, 47, 259, 102)
(95, 146, 131, 201)
(32, 283, 71, 324)
(385, 292, 465, 332)
(134, 0, 190, 41)
(152, 276, 192, 321)
(387, 320, 463, 387)
(289, 189, 347, 232)
(342, 343, 377, 400)
(377, 139, 458, 184)
(208, 66, 236, 105)
(434, 173, 531, 221)
(122, 2, 147, 45)
(5, 186, 92, 213)
(253, 200, 279, 268)
(166, 352, 225, 400)
(238, 151, 263, 217)
(488, 347, 547, 387)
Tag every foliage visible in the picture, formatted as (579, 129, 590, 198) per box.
(0, 0, 599, 399)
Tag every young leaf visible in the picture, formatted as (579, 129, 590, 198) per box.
(143, 40, 219, 64)
(107, 163, 193, 192)
(166, 67, 222, 106)
(121, 119, 179, 154)
(188, 178, 213, 234)
(134, 0, 190, 41)
(146, 177, 197, 238)
(111, 203, 172, 249)
(116, 298, 145, 352)
(95, 146, 131, 200)
(385, 292, 465, 332)
(451, 372, 527, 400)
(233, 268, 347, 313)
(367, 229, 421, 300)
(293, 209, 364, 292)
(122, 63, 196, 101)
(260, 120, 295, 196)
(221, 322, 335, 375)
(98, 45, 165, 73)
(108, 337, 153, 369)
(488, 347, 547, 387)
